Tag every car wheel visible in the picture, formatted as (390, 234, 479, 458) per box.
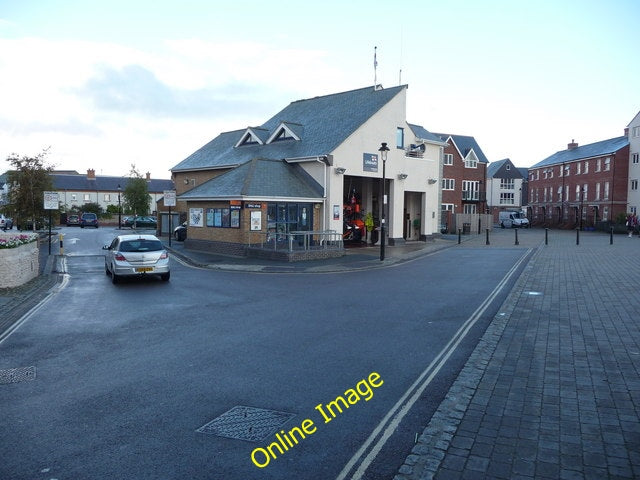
(105, 263, 110, 276)
(160, 272, 170, 282)
(111, 266, 119, 284)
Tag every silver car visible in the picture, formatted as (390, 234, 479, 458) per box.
(103, 234, 170, 283)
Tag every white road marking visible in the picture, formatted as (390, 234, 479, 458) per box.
(336, 249, 532, 480)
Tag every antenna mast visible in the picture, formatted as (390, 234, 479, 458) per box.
(374, 46, 378, 88)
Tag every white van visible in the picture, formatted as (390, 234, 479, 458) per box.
(499, 211, 530, 228)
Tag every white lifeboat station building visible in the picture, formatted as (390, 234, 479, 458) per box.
(170, 85, 445, 260)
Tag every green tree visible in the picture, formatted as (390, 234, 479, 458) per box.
(123, 164, 151, 216)
(81, 202, 104, 216)
(5, 149, 54, 231)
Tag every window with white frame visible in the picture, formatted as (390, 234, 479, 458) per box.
(604, 157, 611, 171)
(464, 152, 478, 168)
(543, 169, 548, 179)
(564, 165, 570, 176)
(500, 178, 514, 189)
(632, 180, 639, 190)
(584, 161, 589, 174)
(442, 178, 455, 190)
(582, 184, 588, 201)
(604, 181, 610, 199)
(543, 187, 548, 202)
(603, 206, 609, 221)
(463, 204, 476, 214)
(633, 126, 640, 137)
(559, 165, 563, 177)
(596, 158, 602, 172)
(104, 194, 111, 202)
(633, 153, 639, 164)
(565, 185, 569, 201)
(557, 186, 563, 202)
(83, 193, 91, 201)
(441, 203, 454, 212)
(577, 163, 581, 175)
(575, 185, 581, 201)
(444, 154, 453, 165)
(71, 194, 77, 201)
(595, 183, 601, 199)
(500, 193, 515, 204)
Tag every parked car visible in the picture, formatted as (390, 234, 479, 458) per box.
(66, 214, 80, 226)
(0, 214, 13, 230)
(103, 234, 170, 283)
(124, 215, 157, 229)
(80, 212, 99, 228)
(173, 222, 187, 241)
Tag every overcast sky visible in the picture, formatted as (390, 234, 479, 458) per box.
(1, 0, 639, 180)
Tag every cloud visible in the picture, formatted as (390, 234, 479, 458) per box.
(73, 64, 277, 120)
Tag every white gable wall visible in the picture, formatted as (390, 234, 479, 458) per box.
(318, 87, 441, 239)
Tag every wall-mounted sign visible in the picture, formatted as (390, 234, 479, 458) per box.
(244, 202, 262, 209)
(250, 211, 262, 231)
(189, 208, 204, 227)
(363, 153, 378, 172)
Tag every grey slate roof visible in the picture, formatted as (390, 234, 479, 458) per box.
(434, 133, 490, 164)
(178, 159, 324, 201)
(487, 159, 508, 177)
(407, 124, 448, 144)
(171, 85, 407, 172)
(530, 136, 629, 168)
(51, 174, 173, 193)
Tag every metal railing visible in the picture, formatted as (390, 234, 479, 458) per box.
(248, 230, 344, 252)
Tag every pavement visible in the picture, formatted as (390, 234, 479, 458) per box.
(1, 227, 639, 479)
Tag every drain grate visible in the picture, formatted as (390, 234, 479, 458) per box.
(0, 366, 36, 385)
(197, 406, 296, 442)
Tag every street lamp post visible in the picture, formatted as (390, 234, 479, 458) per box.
(117, 184, 122, 230)
(580, 187, 585, 231)
(378, 142, 390, 261)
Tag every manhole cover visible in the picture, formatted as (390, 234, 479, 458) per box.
(197, 406, 296, 442)
(0, 366, 36, 385)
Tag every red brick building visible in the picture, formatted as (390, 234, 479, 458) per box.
(527, 136, 630, 228)
(435, 134, 489, 231)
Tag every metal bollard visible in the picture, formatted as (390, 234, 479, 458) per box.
(515, 228, 519, 245)
(545, 228, 548, 245)
(59, 233, 64, 255)
(610, 227, 614, 245)
(576, 228, 580, 245)
(458, 229, 462, 244)
(486, 228, 490, 245)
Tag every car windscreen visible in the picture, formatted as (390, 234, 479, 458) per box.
(119, 240, 163, 252)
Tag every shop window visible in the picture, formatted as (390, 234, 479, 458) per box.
(206, 207, 239, 228)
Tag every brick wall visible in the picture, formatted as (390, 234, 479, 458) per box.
(527, 145, 630, 227)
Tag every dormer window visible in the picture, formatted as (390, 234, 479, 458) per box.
(235, 127, 267, 148)
(464, 151, 478, 168)
(266, 122, 302, 144)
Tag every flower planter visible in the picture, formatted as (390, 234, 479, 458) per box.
(0, 235, 39, 288)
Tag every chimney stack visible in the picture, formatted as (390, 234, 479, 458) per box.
(567, 139, 578, 150)
(146, 172, 151, 182)
(624, 127, 629, 137)
(87, 168, 96, 179)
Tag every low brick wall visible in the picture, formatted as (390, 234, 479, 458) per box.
(0, 236, 39, 288)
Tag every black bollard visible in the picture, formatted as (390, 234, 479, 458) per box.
(515, 228, 519, 245)
(576, 228, 580, 245)
(610, 227, 614, 245)
(458, 229, 461, 244)
(545, 228, 548, 245)
(486, 228, 490, 245)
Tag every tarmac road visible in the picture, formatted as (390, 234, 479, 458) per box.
(0, 227, 530, 480)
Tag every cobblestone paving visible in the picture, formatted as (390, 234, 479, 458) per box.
(395, 229, 640, 479)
